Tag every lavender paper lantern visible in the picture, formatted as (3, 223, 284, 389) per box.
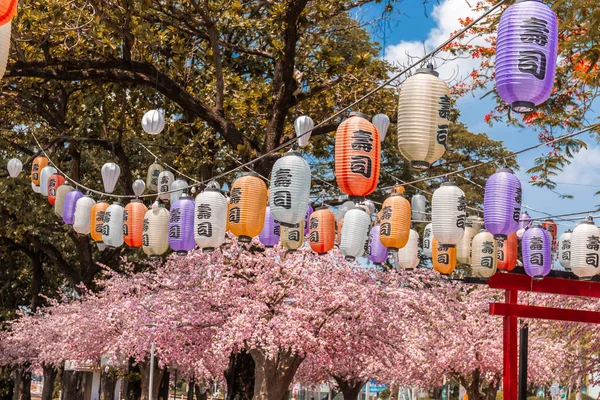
(484, 168, 522, 240)
(518, 211, 532, 230)
(304, 205, 313, 235)
(522, 225, 552, 279)
(259, 206, 280, 247)
(368, 225, 388, 265)
(168, 195, 196, 255)
(495, 0, 558, 113)
(62, 190, 83, 225)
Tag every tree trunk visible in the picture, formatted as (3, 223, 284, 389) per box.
(332, 376, 367, 400)
(158, 370, 169, 400)
(61, 371, 87, 400)
(224, 351, 255, 400)
(389, 383, 399, 400)
(11, 367, 22, 400)
(251, 349, 304, 400)
(138, 361, 165, 400)
(187, 381, 195, 400)
(18, 368, 31, 400)
(100, 370, 117, 400)
(41, 365, 57, 400)
(195, 384, 208, 400)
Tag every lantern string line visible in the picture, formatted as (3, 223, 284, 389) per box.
(138, 143, 201, 184)
(521, 204, 582, 227)
(527, 209, 600, 223)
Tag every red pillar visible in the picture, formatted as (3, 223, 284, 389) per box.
(503, 289, 518, 400)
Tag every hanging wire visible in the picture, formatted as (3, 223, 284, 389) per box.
(138, 143, 201, 184)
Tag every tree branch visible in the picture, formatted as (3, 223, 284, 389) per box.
(293, 76, 343, 104)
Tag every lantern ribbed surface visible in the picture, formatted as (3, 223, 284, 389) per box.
(39, 166, 57, 197)
(308, 207, 335, 255)
(157, 170, 175, 201)
(142, 109, 166, 135)
(170, 179, 188, 205)
(495, 0, 558, 113)
(124, 201, 147, 247)
(229, 174, 267, 242)
(269, 151, 311, 226)
(281, 221, 305, 251)
(457, 226, 476, 265)
(0, 0, 17, 26)
(518, 211, 532, 230)
(194, 189, 228, 251)
(54, 184, 73, 218)
(468, 215, 484, 233)
(143, 204, 170, 256)
(31, 156, 48, 186)
(570, 221, 600, 280)
(497, 233, 518, 272)
(47, 174, 65, 206)
(379, 194, 411, 251)
(0, 21, 9, 80)
(169, 196, 196, 255)
(432, 237, 456, 275)
(397, 66, 450, 170)
(411, 194, 427, 222)
(335, 114, 380, 198)
(432, 182, 466, 247)
(471, 230, 498, 278)
(259, 206, 280, 248)
(62, 190, 83, 225)
(558, 230, 572, 271)
(484, 168, 522, 240)
(304, 205, 313, 235)
(73, 196, 96, 235)
(522, 226, 552, 279)
(368, 225, 388, 264)
(397, 229, 420, 269)
(340, 208, 371, 261)
(146, 163, 164, 193)
(101, 163, 121, 194)
(422, 223, 433, 258)
(102, 203, 125, 248)
(90, 202, 109, 242)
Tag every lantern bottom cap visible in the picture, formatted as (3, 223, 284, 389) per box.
(441, 244, 456, 248)
(345, 256, 356, 261)
(238, 236, 252, 243)
(410, 161, 430, 171)
(176, 250, 189, 256)
(532, 275, 545, 281)
(493, 234, 507, 240)
(279, 221, 299, 228)
(578, 276, 593, 281)
(388, 248, 399, 253)
(318, 252, 328, 255)
(202, 247, 215, 252)
(511, 101, 535, 114)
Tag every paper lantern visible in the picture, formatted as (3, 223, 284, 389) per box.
(124, 200, 147, 247)
(259, 206, 280, 248)
(518, 211, 532, 230)
(468, 215, 484, 233)
(73, 196, 96, 235)
(308, 207, 335, 255)
(422, 223, 433, 258)
(54, 183, 73, 218)
(335, 200, 355, 222)
(62, 190, 83, 225)
(432, 237, 456, 275)
(142, 109, 166, 135)
(397, 65, 450, 170)
(146, 163, 164, 193)
(31, 182, 40, 193)
(157, 170, 175, 201)
(457, 226, 476, 265)
(411, 194, 427, 222)
(31, 156, 48, 186)
(368, 225, 388, 264)
(339, 208, 371, 261)
(102, 203, 125, 248)
(294, 116, 314, 148)
(497, 232, 518, 272)
(484, 168, 522, 240)
(397, 229, 420, 269)
(0, 22, 11, 80)
(362, 200, 375, 216)
(194, 187, 228, 251)
(372, 114, 390, 143)
(391, 186, 405, 195)
(47, 174, 65, 205)
(471, 230, 498, 278)
(228, 173, 267, 242)
(0, 1, 17, 26)
(7, 158, 22, 178)
(132, 179, 146, 197)
(166, 195, 196, 255)
(558, 230, 572, 271)
(522, 226, 552, 279)
(496, 0, 558, 113)
(39, 166, 57, 196)
(281, 221, 304, 251)
(432, 182, 466, 246)
(143, 202, 170, 256)
(336, 218, 344, 247)
(570, 220, 600, 280)
(269, 151, 311, 226)
(304, 205, 313, 235)
(101, 163, 121, 194)
(170, 179, 188, 205)
(542, 219, 558, 249)
(90, 202, 109, 242)
(335, 113, 381, 198)
(379, 194, 411, 251)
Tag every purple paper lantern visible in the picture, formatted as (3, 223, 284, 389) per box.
(368, 225, 388, 265)
(62, 190, 83, 225)
(484, 168, 522, 240)
(495, 0, 558, 113)
(259, 206, 280, 247)
(518, 211, 532, 230)
(168, 195, 196, 255)
(522, 225, 552, 279)
(304, 205, 314, 235)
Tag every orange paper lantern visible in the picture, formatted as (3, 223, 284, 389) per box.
(542, 219, 558, 249)
(0, 0, 17, 26)
(433, 237, 457, 275)
(31, 156, 48, 186)
(308, 207, 336, 255)
(90, 202, 110, 242)
(124, 200, 148, 247)
(47, 174, 65, 205)
(391, 186, 405, 195)
(334, 113, 380, 198)
(379, 194, 411, 251)
(337, 218, 344, 246)
(497, 232, 518, 272)
(228, 173, 267, 242)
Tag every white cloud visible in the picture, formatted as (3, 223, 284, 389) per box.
(555, 146, 600, 186)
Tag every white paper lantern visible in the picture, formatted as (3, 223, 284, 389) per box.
(39, 166, 57, 196)
(457, 226, 476, 265)
(102, 203, 125, 248)
(101, 163, 121, 194)
(558, 230, 572, 271)
(269, 151, 311, 226)
(194, 188, 228, 251)
(335, 200, 355, 222)
(340, 208, 371, 261)
(146, 163, 164, 193)
(468, 215, 484, 232)
(143, 202, 170, 256)
(372, 114, 390, 143)
(157, 170, 175, 201)
(170, 179, 188, 205)
(571, 220, 600, 280)
(397, 229, 419, 269)
(432, 182, 466, 247)
(0, 22, 11, 80)
(411, 194, 427, 222)
(471, 230, 498, 278)
(54, 183, 74, 217)
(31, 182, 40, 193)
(362, 200, 376, 216)
(132, 179, 146, 197)
(294, 116, 314, 148)
(73, 195, 96, 235)
(422, 223, 433, 258)
(142, 109, 166, 135)
(7, 158, 22, 178)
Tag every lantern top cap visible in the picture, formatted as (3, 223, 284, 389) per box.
(441, 181, 456, 187)
(112, 201, 124, 206)
(242, 172, 259, 178)
(416, 63, 440, 77)
(204, 187, 221, 192)
(317, 205, 330, 211)
(348, 111, 371, 121)
(131, 199, 143, 203)
(283, 150, 302, 157)
(580, 216, 595, 225)
(495, 167, 514, 174)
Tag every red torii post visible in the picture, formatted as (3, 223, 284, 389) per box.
(486, 272, 600, 400)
